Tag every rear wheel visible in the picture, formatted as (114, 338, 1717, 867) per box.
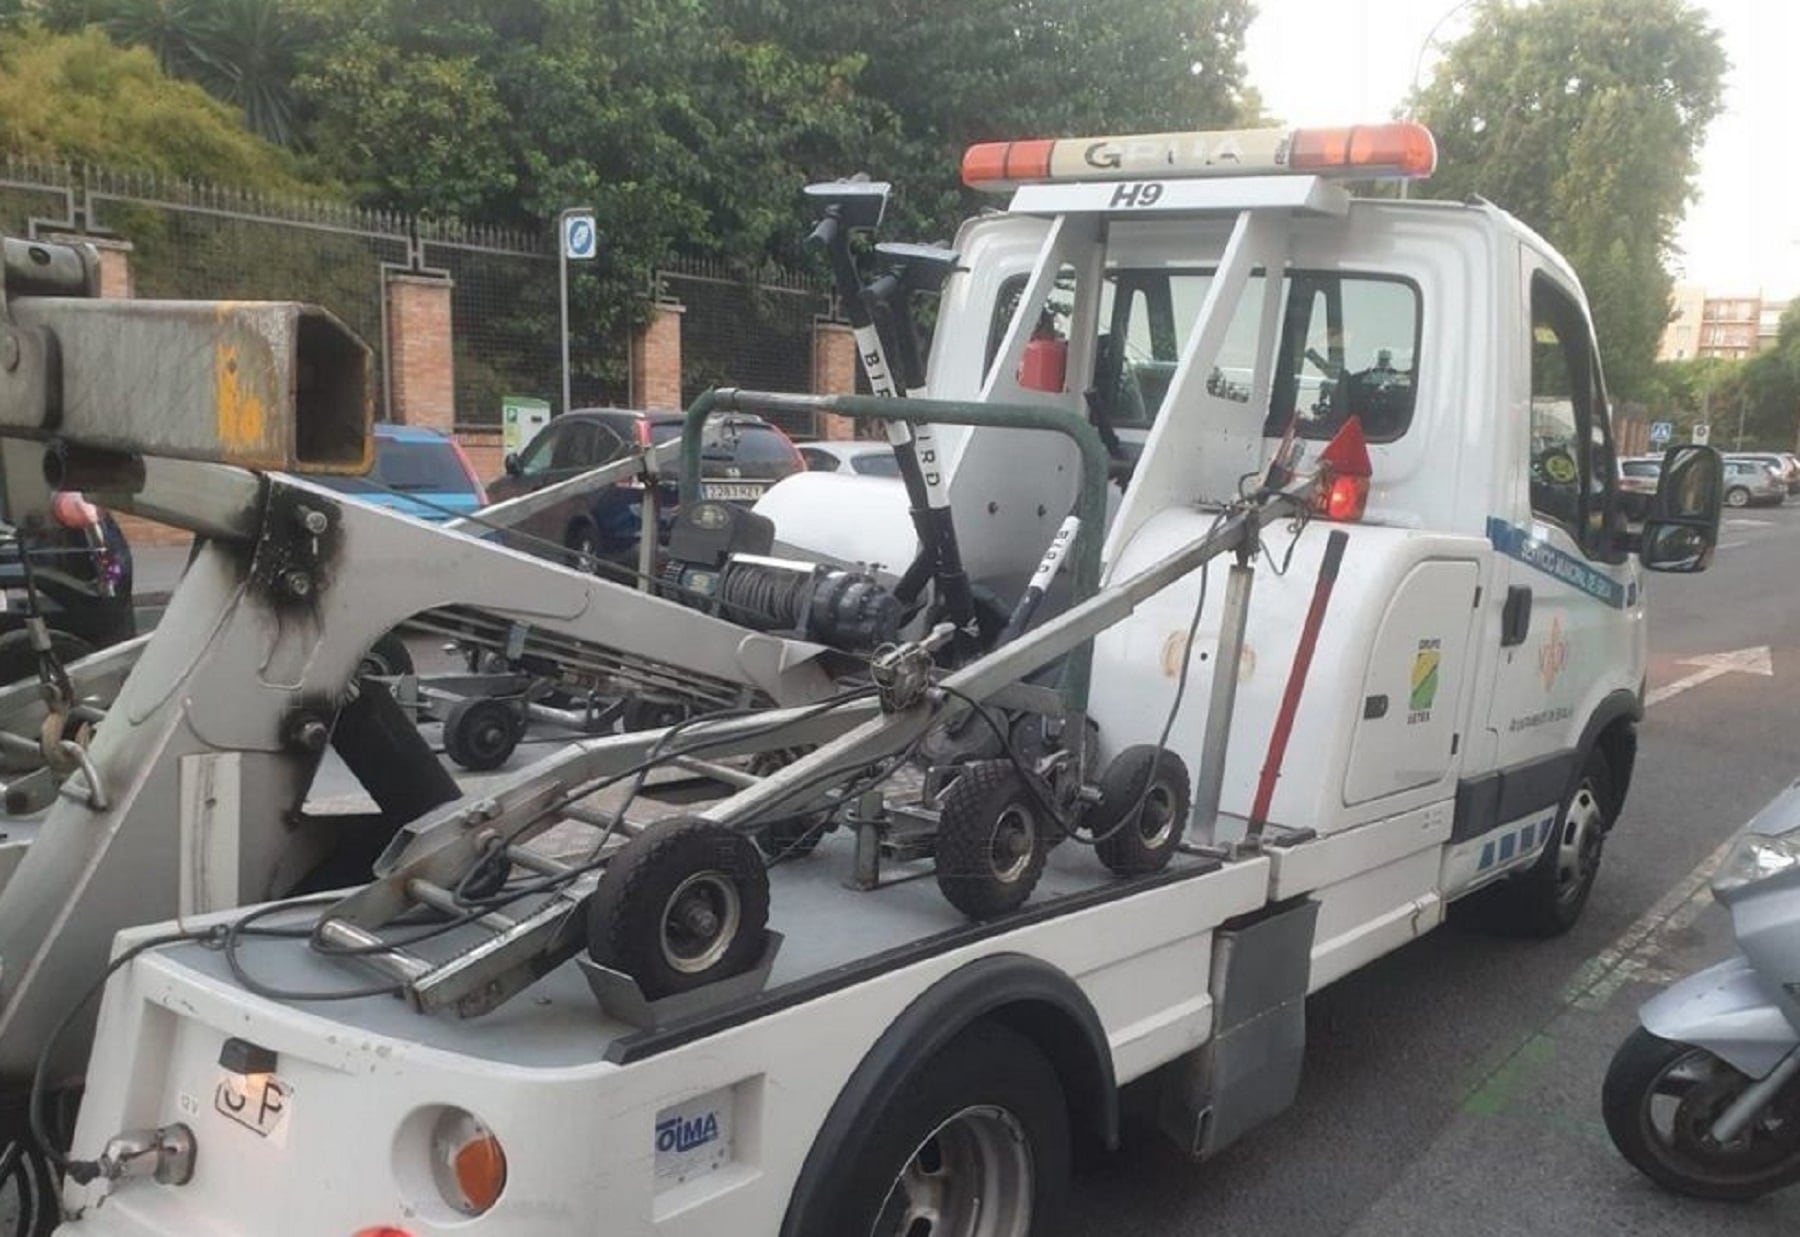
(1603, 1027, 1800, 1201)
(797, 1021, 1068, 1237)
(0, 629, 93, 689)
(0, 1136, 58, 1237)
(1473, 749, 1611, 937)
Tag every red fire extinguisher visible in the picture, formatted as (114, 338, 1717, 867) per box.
(1019, 326, 1067, 393)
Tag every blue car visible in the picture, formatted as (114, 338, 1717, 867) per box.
(314, 424, 487, 523)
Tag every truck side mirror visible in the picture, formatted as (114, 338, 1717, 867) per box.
(503, 452, 521, 477)
(1640, 444, 1723, 573)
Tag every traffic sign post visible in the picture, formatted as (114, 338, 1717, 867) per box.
(1649, 420, 1672, 449)
(1692, 423, 1711, 446)
(558, 206, 598, 415)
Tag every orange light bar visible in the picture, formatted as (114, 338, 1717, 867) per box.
(1290, 123, 1437, 180)
(962, 122, 1436, 191)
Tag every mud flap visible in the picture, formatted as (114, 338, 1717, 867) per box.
(1155, 896, 1319, 1159)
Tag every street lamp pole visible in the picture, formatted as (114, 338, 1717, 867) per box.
(1401, 0, 1481, 200)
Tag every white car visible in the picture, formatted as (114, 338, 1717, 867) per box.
(798, 440, 902, 478)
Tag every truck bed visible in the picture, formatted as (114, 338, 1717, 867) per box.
(148, 828, 1225, 1068)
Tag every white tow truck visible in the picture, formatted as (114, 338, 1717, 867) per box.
(30, 122, 1725, 1236)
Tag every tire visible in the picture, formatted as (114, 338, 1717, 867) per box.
(1089, 746, 1191, 876)
(0, 1137, 58, 1237)
(934, 760, 1051, 920)
(750, 747, 834, 861)
(1475, 749, 1612, 937)
(357, 630, 414, 679)
(1602, 1027, 1800, 1201)
(0, 629, 94, 689)
(1725, 486, 1751, 508)
(587, 817, 770, 1000)
(441, 697, 522, 772)
(797, 1020, 1069, 1237)
(622, 695, 690, 733)
(566, 522, 601, 571)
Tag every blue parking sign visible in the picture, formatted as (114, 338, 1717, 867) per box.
(563, 213, 598, 261)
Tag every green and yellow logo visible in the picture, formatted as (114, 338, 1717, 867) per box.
(1409, 639, 1442, 717)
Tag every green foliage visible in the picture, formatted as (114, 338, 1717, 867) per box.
(0, 22, 311, 188)
(1412, 0, 1727, 402)
(712, 0, 1256, 241)
(39, 0, 309, 144)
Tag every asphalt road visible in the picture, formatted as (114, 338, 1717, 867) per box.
(1065, 505, 1800, 1236)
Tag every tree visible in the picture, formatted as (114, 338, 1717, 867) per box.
(1411, 0, 1726, 401)
(714, 0, 1257, 241)
(39, 0, 310, 145)
(0, 22, 313, 189)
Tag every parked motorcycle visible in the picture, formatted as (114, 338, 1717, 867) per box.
(1603, 781, 1800, 1200)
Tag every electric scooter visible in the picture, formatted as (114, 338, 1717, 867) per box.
(1603, 779, 1800, 1200)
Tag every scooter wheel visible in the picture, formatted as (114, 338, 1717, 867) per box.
(587, 817, 770, 1000)
(1088, 746, 1190, 876)
(934, 760, 1050, 921)
(442, 697, 522, 771)
(622, 695, 691, 733)
(1602, 1026, 1800, 1201)
(749, 749, 834, 861)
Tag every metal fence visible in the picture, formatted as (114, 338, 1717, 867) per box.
(662, 258, 832, 436)
(0, 159, 834, 429)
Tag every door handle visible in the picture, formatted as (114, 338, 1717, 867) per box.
(1501, 585, 1532, 647)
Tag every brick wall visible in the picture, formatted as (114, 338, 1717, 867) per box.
(456, 429, 507, 489)
(811, 321, 858, 441)
(630, 302, 685, 411)
(388, 275, 456, 430)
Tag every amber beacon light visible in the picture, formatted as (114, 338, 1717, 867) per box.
(962, 122, 1438, 191)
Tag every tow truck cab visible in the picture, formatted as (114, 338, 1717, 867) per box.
(54, 123, 1720, 1237)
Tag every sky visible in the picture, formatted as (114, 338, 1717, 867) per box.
(1243, 0, 1800, 300)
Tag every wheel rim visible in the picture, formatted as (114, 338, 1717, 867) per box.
(1727, 489, 1749, 507)
(987, 804, 1039, 884)
(872, 1105, 1034, 1237)
(1554, 780, 1606, 911)
(466, 709, 513, 762)
(661, 870, 742, 974)
(1637, 1046, 1800, 1186)
(1135, 781, 1177, 848)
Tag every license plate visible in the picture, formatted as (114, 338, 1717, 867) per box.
(215, 1070, 293, 1140)
(701, 483, 766, 501)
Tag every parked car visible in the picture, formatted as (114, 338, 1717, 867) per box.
(799, 440, 903, 478)
(486, 408, 805, 569)
(1727, 451, 1800, 496)
(312, 424, 487, 523)
(0, 491, 134, 685)
(1722, 457, 1786, 507)
(1617, 456, 1661, 521)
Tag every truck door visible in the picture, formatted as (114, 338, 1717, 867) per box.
(1479, 265, 1631, 849)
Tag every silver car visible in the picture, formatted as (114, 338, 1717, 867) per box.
(1727, 451, 1800, 496)
(1722, 458, 1786, 507)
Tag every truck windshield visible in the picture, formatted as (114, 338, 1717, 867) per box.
(1094, 270, 1421, 443)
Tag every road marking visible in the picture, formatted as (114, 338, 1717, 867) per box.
(1643, 644, 1773, 707)
(1559, 835, 1735, 1011)
(1717, 540, 1748, 551)
(1725, 517, 1774, 528)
